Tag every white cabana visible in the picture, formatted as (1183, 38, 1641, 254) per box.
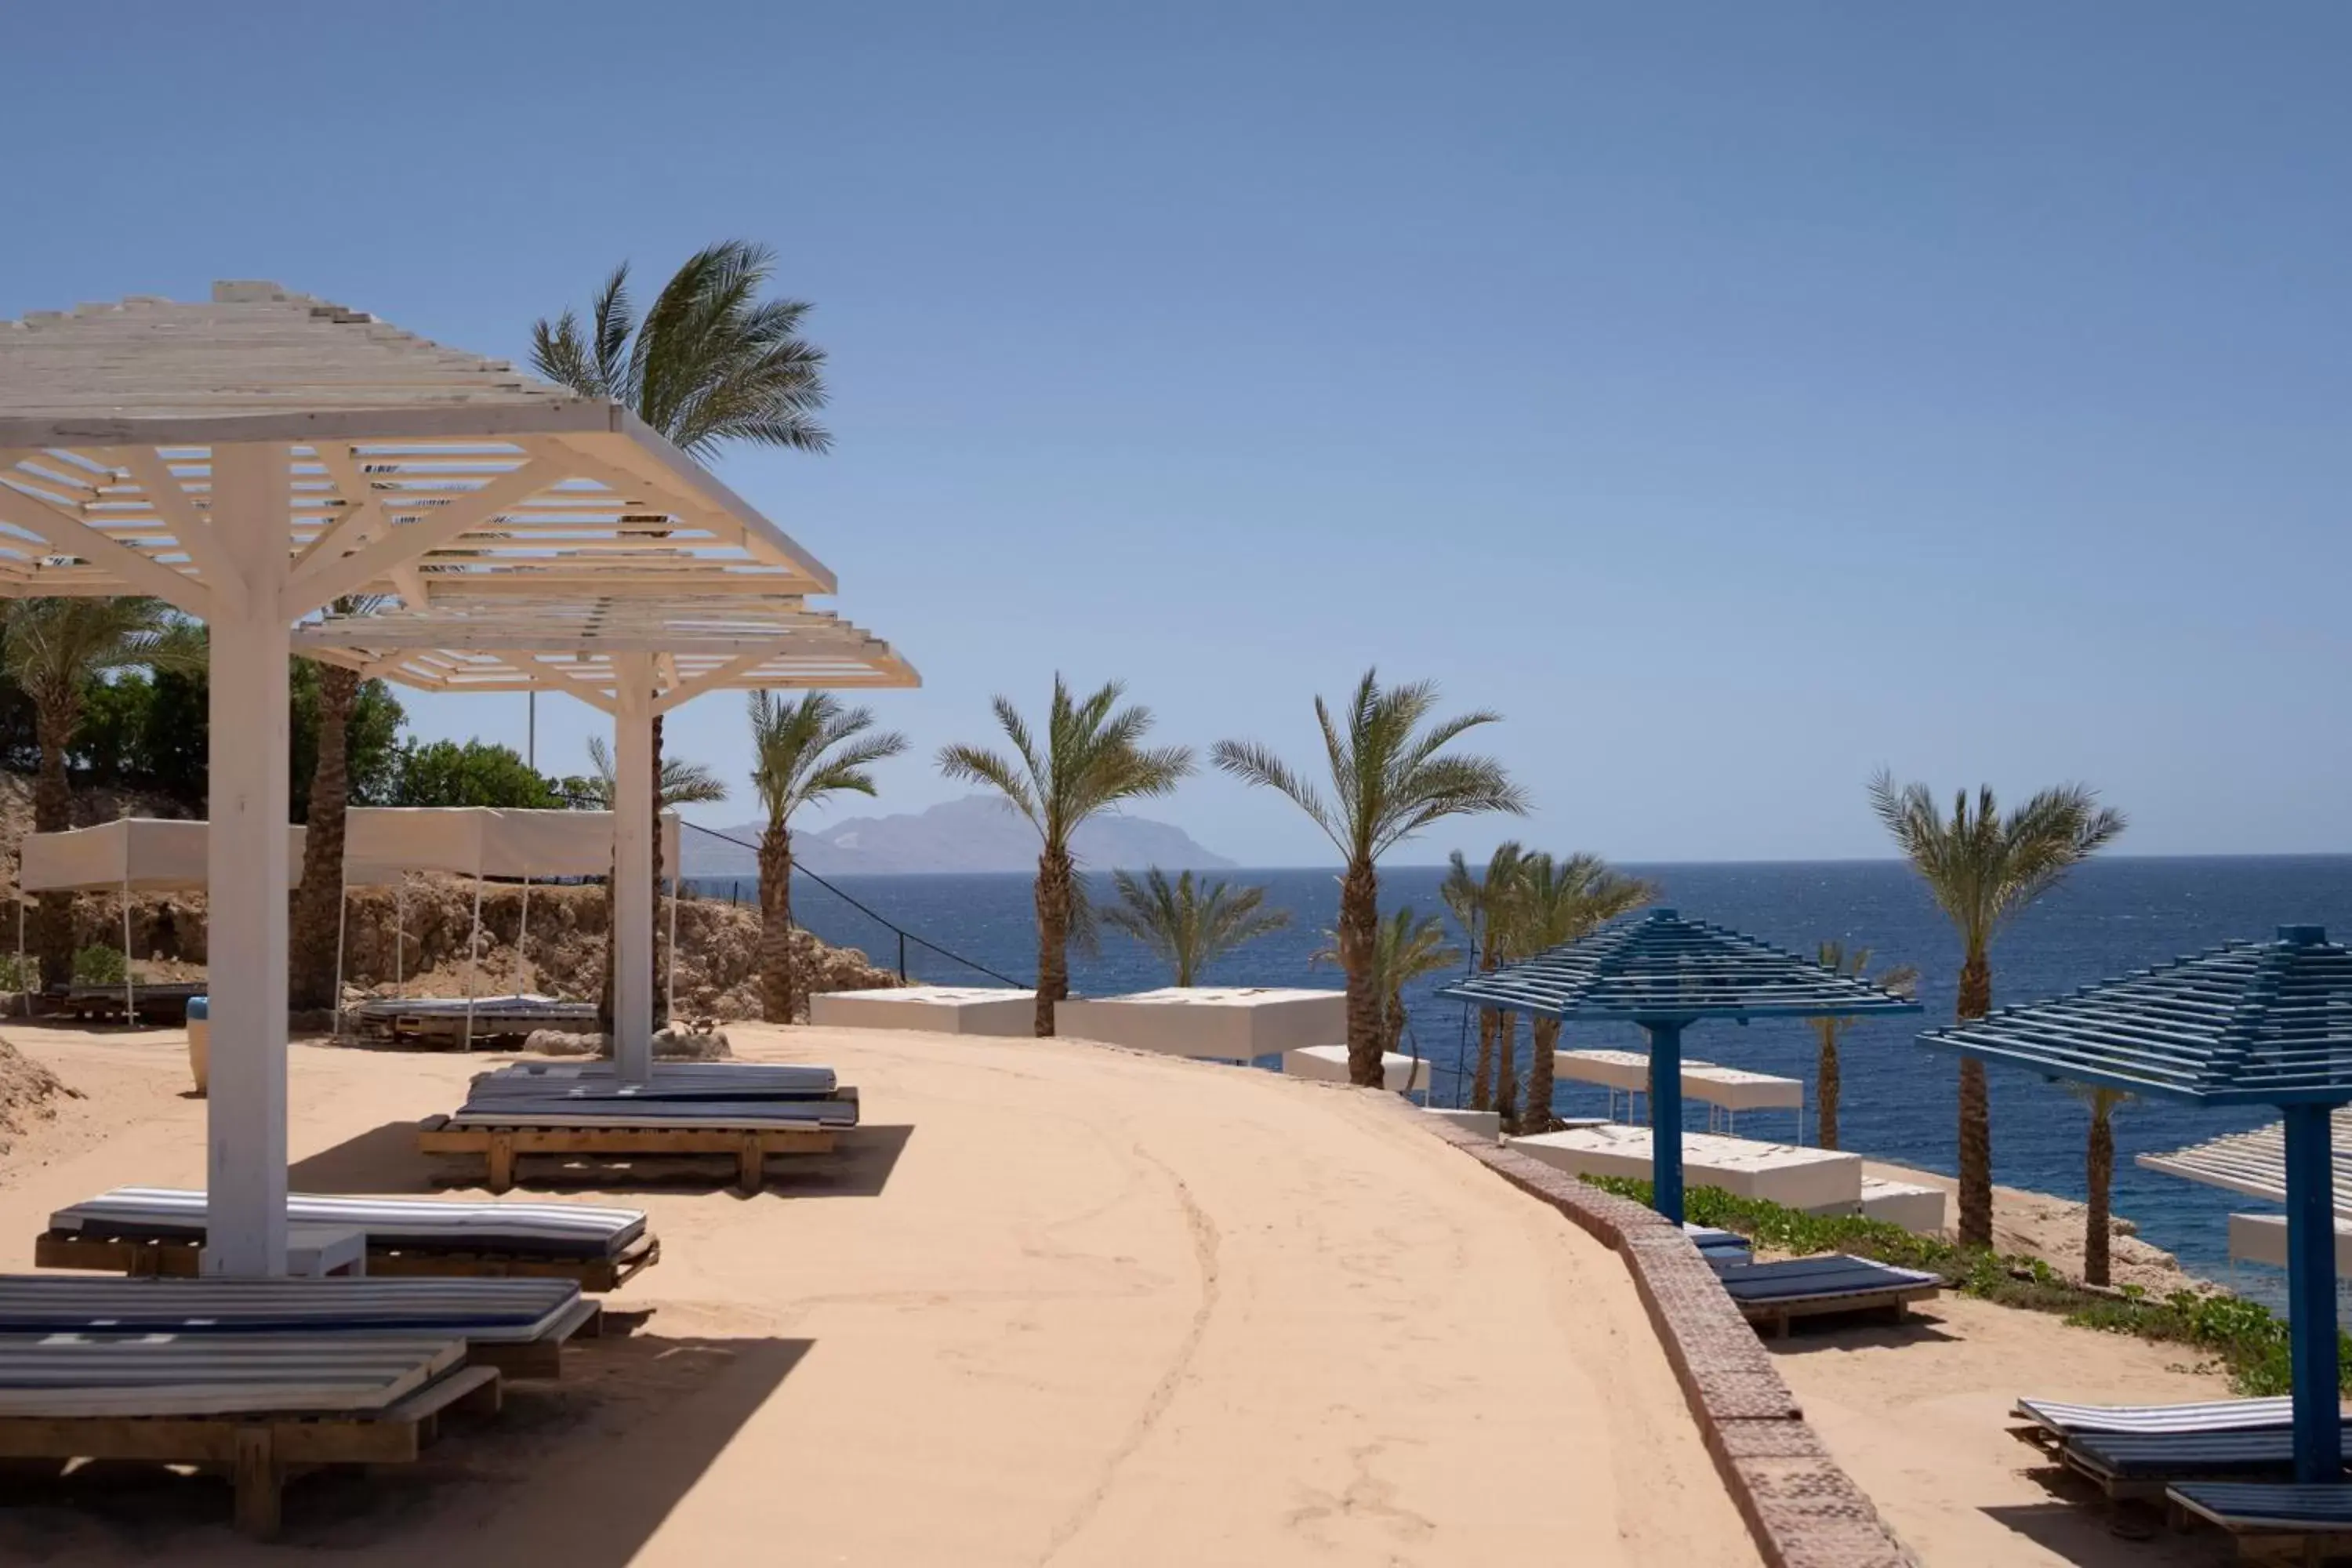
(21, 818, 303, 1022)
(0, 282, 912, 1276)
(2137, 1111, 2352, 1212)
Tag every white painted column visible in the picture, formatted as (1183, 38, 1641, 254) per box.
(612, 658, 656, 1081)
(204, 443, 290, 1276)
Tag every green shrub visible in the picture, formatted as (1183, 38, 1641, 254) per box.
(71, 945, 126, 986)
(0, 953, 31, 992)
(1581, 1174, 2345, 1395)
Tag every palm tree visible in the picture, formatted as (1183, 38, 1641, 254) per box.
(939, 677, 1193, 1035)
(1870, 771, 2126, 1248)
(746, 691, 908, 1022)
(1102, 868, 1290, 986)
(1502, 853, 1656, 1134)
(532, 241, 830, 1000)
(2073, 1086, 2133, 1287)
(1440, 842, 1524, 1112)
(1315, 904, 1460, 1060)
(0, 600, 198, 985)
(1806, 942, 1919, 1152)
(1216, 670, 1526, 1087)
(291, 597, 387, 1011)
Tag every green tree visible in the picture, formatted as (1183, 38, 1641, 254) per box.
(1501, 853, 1656, 1134)
(1103, 868, 1290, 986)
(532, 241, 830, 937)
(1806, 943, 1918, 1152)
(1440, 842, 1524, 1113)
(1316, 905, 1460, 1064)
(0, 600, 200, 985)
(746, 691, 908, 1022)
(1216, 670, 1526, 1086)
(390, 740, 565, 808)
(939, 677, 1193, 1035)
(1869, 771, 2126, 1248)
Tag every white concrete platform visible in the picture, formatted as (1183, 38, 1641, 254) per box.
(1283, 1044, 1430, 1092)
(1506, 1125, 1863, 1213)
(1857, 1178, 1947, 1235)
(808, 985, 1036, 1036)
(1555, 1048, 1802, 1112)
(1423, 1107, 1502, 1141)
(2228, 1211, 2352, 1272)
(1056, 988, 1345, 1060)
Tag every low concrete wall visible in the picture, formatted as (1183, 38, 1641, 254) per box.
(1403, 1105, 1914, 1568)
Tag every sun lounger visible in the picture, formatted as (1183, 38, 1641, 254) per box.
(1712, 1254, 1943, 1336)
(2062, 1427, 2352, 1501)
(36, 1189, 659, 1291)
(0, 1276, 597, 1379)
(0, 1331, 499, 1537)
(2167, 1482, 2352, 1557)
(1683, 1223, 1753, 1261)
(423, 1091, 858, 1193)
(2009, 1395, 2296, 1456)
(477, 1060, 840, 1099)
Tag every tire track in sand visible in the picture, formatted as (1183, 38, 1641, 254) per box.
(1033, 1145, 1221, 1566)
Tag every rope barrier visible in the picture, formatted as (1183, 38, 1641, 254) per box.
(677, 820, 1032, 989)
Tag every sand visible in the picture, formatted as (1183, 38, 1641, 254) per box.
(0, 1021, 1757, 1567)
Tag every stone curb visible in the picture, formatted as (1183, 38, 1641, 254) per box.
(1403, 1106, 1915, 1568)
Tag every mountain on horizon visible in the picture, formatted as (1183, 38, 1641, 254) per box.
(684, 794, 1238, 878)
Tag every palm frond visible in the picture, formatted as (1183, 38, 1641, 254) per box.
(938, 743, 1040, 829)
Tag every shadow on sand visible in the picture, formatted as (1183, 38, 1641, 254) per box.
(0, 1332, 815, 1559)
(292, 1121, 915, 1200)
(1980, 1495, 2233, 1567)
(1754, 1311, 1962, 1354)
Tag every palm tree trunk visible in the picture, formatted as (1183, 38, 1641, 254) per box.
(1816, 1024, 1842, 1152)
(1034, 846, 1073, 1036)
(1524, 1017, 1560, 1135)
(1956, 949, 1994, 1248)
(757, 820, 795, 1022)
(1338, 860, 1382, 1084)
(1472, 1010, 1496, 1111)
(1383, 989, 1406, 1054)
(31, 699, 76, 989)
(289, 663, 358, 1011)
(1495, 1011, 1519, 1130)
(2085, 1098, 2114, 1287)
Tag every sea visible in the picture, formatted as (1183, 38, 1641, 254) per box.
(687, 855, 2352, 1291)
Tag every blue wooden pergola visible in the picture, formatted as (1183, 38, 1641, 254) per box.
(1439, 908, 1920, 1225)
(1920, 924, 2352, 1484)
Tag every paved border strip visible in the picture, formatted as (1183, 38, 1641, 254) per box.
(1404, 1107, 1915, 1568)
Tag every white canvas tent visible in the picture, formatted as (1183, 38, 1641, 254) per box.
(0, 282, 915, 1275)
(21, 818, 304, 1022)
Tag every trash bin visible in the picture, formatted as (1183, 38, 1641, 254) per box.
(186, 995, 209, 1097)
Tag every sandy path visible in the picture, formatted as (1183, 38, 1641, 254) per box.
(1772, 1293, 2240, 1566)
(0, 1022, 1755, 1567)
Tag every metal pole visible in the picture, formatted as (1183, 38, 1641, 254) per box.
(394, 881, 405, 998)
(121, 880, 134, 1025)
(665, 878, 678, 1026)
(2284, 1101, 2342, 1483)
(517, 878, 531, 994)
(898, 931, 907, 982)
(1646, 1018, 1688, 1226)
(331, 878, 348, 1038)
(527, 690, 535, 771)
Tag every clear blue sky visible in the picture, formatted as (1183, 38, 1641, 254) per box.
(5, 3, 2348, 866)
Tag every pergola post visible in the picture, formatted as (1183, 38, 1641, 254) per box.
(202, 443, 291, 1277)
(1646, 1018, 1687, 1226)
(2282, 1101, 2342, 1483)
(612, 657, 656, 1082)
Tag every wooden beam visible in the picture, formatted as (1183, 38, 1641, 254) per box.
(110, 447, 249, 617)
(292, 443, 388, 569)
(288, 456, 565, 613)
(0, 468, 213, 618)
(648, 646, 786, 715)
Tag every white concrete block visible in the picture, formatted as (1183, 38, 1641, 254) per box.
(1856, 1178, 1947, 1236)
(1055, 987, 1345, 1059)
(1283, 1044, 1431, 1091)
(808, 985, 1036, 1036)
(1423, 1107, 1501, 1140)
(1506, 1124, 1863, 1213)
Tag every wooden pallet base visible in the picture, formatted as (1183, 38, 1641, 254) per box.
(418, 1116, 837, 1194)
(0, 1364, 500, 1537)
(34, 1229, 660, 1294)
(1737, 1286, 1941, 1339)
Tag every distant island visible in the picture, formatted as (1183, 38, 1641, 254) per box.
(684, 794, 1238, 878)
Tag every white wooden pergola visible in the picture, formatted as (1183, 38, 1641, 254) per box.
(295, 593, 916, 1084)
(0, 283, 916, 1276)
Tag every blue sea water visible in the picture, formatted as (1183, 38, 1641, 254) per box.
(688, 855, 2352, 1287)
